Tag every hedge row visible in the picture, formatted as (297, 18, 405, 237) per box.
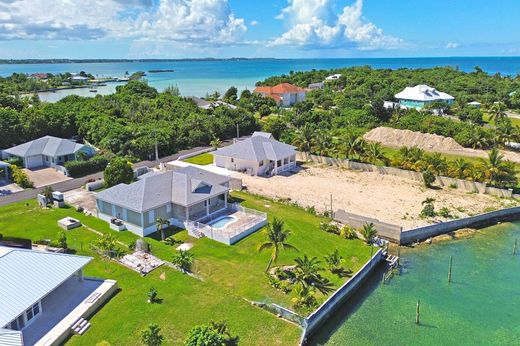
(64, 156, 109, 177)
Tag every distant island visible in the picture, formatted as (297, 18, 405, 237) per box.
(0, 58, 276, 64)
(148, 69, 175, 73)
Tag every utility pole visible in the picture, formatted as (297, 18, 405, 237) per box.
(153, 129, 159, 166)
(236, 124, 240, 139)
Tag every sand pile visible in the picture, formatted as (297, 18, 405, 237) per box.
(364, 127, 520, 163)
(363, 127, 465, 152)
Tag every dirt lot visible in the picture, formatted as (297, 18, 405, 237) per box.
(235, 164, 518, 229)
(64, 188, 97, 214)
(24, 167, 71, 188)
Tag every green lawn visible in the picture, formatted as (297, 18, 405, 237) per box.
(0, 192, 373, 345)
(183, 152, 214, 165)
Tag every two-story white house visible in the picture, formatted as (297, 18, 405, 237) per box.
(254, 83, 307, 107)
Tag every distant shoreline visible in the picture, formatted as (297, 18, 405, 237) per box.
(0, 58, 277, 65)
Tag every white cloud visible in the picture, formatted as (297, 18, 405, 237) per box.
(446, 42, 460, 49)
(272, 0, 403, 50)
(250, 20, 258, 26)
(0, 0, 247, 45)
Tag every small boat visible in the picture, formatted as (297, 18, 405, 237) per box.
(89, 88, 98, 93)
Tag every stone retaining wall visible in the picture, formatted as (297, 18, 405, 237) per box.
(334, 209, 403, 243)
(301, 248, 385, 344)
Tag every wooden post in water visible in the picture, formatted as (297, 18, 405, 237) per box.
(397, 247, 400, 266)
(415, 299, 420, 325)
(513, 239, 517, 255)
(448, 256, 453, 283)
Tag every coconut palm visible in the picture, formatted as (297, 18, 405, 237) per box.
(155, 217, 170, 241)
(360, 223, 377, 245)
(448, 158, 473, 179)
(172, 250, 194, 273)
(425, 153, 447, 176)
(467, 127, 489, 149)
(487, 102, 507, 123)
(294, 255, 335, 294)
(363, 142, 386, 165)
(210, 137, 221, 149)
(311, 130, 333, 157)
(343, 134, 365, 160)
(292, 124, 314, 153)
(480, 148, 517, 187)
(420, 197, 436, 217)
(258, 218, 298, 271)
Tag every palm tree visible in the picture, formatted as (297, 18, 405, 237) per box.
(292, 124, 314, 153)
(155, 218, 170, 241)
(363, 142, 386, 165)
(360, 223, 377, 245)
(294, 255, 335, 294)
(311, 130, 333, 157)
(420, 197, 436, 218)
(258, 218, 298, 271)
(210, 137, 221, 149)
(480, 148, 517, 188)
(343, 134, 365, 160)
(425, 153, 447, 176)
(172, 250, 194, 273)
(448, 158, 473, 179)
(487, 102, 507, 123)
(467, 127, 489, 149)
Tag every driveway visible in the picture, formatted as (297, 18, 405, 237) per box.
(64, 188, 97, 214)
(23, 167, 72, 188)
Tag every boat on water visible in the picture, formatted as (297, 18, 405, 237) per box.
(89, 88, 98, 93)
(148, 69, 175, 73)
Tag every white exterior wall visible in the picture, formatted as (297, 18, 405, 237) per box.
(213, 155, 260, 175)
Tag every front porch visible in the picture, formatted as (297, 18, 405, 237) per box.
(266, 155, 297, 176)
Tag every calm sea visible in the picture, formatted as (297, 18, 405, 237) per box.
(311, 223, 520, 345)
(1, 57, 519, 102)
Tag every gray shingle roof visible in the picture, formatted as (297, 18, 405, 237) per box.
(0, 247, 92, 327)
(213, 132, 296, 162)
(97, 166, 230, 212)
(4, 136, 86, 158)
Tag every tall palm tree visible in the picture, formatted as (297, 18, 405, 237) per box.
(360, 223, 377, 245)
(156, 217, 170, 241)
(480, 148, 517, 187)
(258, 218, 298, 271)
(425, 153, 448, 176)
(363, 142, 386, 165)
(294, 255, 335, 294)
(292, 124, 314, 153)
(487, 102, 507, 123)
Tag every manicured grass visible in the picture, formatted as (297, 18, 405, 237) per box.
(0, 193, 374, 344)
(183, 152, 214, 165)
(0, 201, 300, 345)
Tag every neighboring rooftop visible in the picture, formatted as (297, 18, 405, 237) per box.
(325, 74, 342, 81)
(254, 83, 307, 95)
(0, 247, 92, 328)
(188, 96, 237, 110)
(213, 132, 296, 162)
(3, 136, 86, 158)
(395, 84, 455, 102)
(96, 166, 231, 212)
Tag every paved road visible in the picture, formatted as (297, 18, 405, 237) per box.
(0, 144, 211, 207)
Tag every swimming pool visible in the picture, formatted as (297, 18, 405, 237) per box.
(207, 215, 237, 229)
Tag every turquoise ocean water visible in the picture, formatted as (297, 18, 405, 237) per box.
(311, 222, 520, 346)
(0, 57, 519, 102)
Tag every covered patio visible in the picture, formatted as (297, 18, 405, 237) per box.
(186, 192, 229, 221)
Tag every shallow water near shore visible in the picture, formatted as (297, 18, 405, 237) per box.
(311, 222, 520, 345)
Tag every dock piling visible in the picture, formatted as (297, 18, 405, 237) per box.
(448, 255, 452, 283)
(415, 299, 420, 325)
(513, 239, 517, 255)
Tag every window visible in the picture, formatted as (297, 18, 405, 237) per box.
(25, 302, 40, 323)
(230, 158, 234, 163)
(259, 161, 263, 167)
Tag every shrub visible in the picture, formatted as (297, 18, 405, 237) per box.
(5, 156, 22, 167)
(319, 222, 340, 234)
(185, 325, 224, 346)
(104, 157, 133, 187)
(64, 155, 109, 177)
(339, 225, 357, 239)
(172, 250, 194, 273)
(57, 231, 67, 249)
(422, 170, 436, 188)
(420, 198, 436, 218)
(11, 165, 33, 188)
(140, 323, 163, 346)
(439, 207, 452, 218)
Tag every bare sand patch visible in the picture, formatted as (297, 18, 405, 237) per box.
(363, 127, 520, 164)
(235, 164, 518, 230)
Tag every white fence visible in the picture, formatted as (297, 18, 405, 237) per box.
(185, 204, 267, 245)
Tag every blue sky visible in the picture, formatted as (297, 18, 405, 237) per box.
(0, 0, 519, 59)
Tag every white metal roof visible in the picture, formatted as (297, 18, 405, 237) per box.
(0, 247, 92, 327)
(395, 84, 454, 102)
(0, 329, 23, 346)
(4, 136, 86, 158)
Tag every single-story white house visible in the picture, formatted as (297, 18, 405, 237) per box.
(467, 101, 482, 108)
(2, 136, 95, 169)
(212, 132, 297, 176)
(308, 82, 324, 90)
(96, 166, 232, 237)
(0, 247, 116, 346)
(325, 74, 342, 81)
(394, 84, 455, 110)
